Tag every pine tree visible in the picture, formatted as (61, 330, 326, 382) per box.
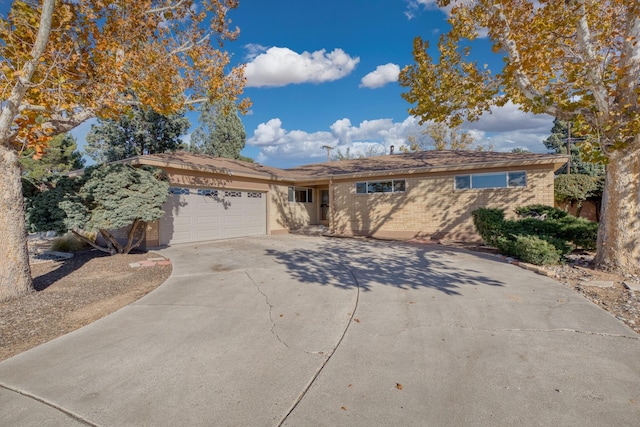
(190, 99, 247, 159)
(20, 133, 84, 181)
(85, 106, 190, 163)
(543, 118, 605, 176)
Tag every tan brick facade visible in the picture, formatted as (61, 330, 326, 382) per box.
(329, 165, 554, 241)
(124, 152, 565, 246)
(268, 184, 317, 234)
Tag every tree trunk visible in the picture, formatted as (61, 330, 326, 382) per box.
(0, 145, 34, 301)
(595, 147, 640, 275)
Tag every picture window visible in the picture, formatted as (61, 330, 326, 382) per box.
(355, 179, 406, 194)
(454, 171, 527, 190)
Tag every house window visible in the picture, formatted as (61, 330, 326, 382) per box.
(455, 171, 527, 190)
(288, 187, 313, 203)
(355, 179, 406, 194)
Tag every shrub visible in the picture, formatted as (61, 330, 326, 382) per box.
(554, 174, 601, 204)
(557, 217, 598, 250)
(472, 205, 597, 265)
(471, 208, 505, 247)
(512, 235, 562, 265)
(514, 204, 568, 220)
(50, 234, 87, 252)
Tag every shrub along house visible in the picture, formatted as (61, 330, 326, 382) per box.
(119, 150, 568, 247)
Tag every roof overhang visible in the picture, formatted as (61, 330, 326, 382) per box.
(291, 156, 571, 185)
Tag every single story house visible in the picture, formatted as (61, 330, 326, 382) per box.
(118, 150, 568, 247)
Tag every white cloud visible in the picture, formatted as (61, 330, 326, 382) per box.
(405, 0, 453, 19)
(247, 106, 555, 168)
(360, 63, 400, 89)
(248, 117, 424, 166)
(472, 101, 553, 133)
(244, 47, 360, 88)
(243, 43, 268, 61)
(405, 0, 488, 38)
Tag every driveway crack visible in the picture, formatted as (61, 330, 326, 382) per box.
(389, 323, 639, 340)
(244, 271, 290, 349)
(447, 324, 640, 339)
(276, 262, 361, 427)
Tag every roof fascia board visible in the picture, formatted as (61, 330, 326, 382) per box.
(121, 155, 291, 183)
(295, 156, 570, 183)
(119, 154, 569, 186)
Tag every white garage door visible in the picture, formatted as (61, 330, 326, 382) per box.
(159, 187, 267, 245)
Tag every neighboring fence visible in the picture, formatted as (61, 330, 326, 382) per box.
(555, 199, 600, 222)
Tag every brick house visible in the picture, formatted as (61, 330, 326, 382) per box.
(119, 150, 568, 247)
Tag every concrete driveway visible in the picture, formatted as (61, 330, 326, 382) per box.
(1, 235, 639, 426)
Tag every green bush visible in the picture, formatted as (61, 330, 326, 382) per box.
(514, 204, 568, 220)
(472, 205, 597, 265)
(554, 174, 601, 204)
(557, 217, 598, 250)
(512, 235, 562, 265)
(471, 208, 505, 247)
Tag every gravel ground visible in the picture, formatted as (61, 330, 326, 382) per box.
(0, 247, 172, 361)
(540, 253, 640, 334)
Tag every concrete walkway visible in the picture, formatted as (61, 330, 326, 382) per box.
(1, 235, 639, 426)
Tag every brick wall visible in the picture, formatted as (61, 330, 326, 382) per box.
(330, 166, 555, 241)
(268, 184, 317, 233)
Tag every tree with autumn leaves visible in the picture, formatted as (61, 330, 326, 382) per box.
(400, 0, 639, 275)
(0, 0, 249, 300)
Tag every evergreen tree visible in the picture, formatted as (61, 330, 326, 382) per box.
(20, 133, 84, 181)
(85, 106, 190, 163)
(25, 164, 169, 255)
(543, 118, 604, 176)
(190, 99, 247, 159)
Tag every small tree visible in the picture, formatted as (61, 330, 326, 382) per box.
(26, 164, 169, 255)
(190, 99, 247, 159)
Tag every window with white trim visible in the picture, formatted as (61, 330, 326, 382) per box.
(454, 171, 527, 190)
(355, 179, 406, 194)
(288, 187, 313, 203)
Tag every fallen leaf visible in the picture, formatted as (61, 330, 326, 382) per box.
(341, 406, 347, 411)
(396, 383, 403, 390)
(353, 318, 360, 323)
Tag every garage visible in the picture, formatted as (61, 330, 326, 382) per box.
(159, 187, 267, 245)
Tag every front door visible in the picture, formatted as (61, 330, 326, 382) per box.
(320, 189, 330, 225)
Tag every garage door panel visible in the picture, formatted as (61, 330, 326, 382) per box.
(160, 189, 266, 245)
(197, 215, 221, 225)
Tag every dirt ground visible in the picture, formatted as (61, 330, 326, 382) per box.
(538, 254, 640, 335)
(0, 249, 172, 361)
(1, 239, 638, 363)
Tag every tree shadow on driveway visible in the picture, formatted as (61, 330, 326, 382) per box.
(265, 237, 505, 295)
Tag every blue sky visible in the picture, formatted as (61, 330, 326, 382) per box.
(214, 0, 555, 167)
(2, 0, 555, 168)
